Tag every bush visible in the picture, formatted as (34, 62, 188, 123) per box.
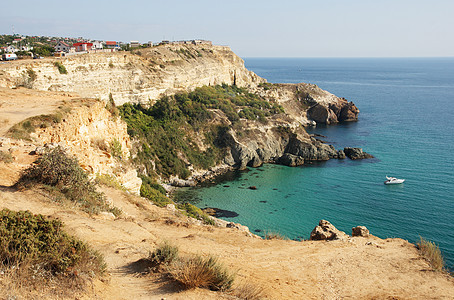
(109, 138, 123, 159)
(168, 255, 234, 291)
(177, 203, 215, 225)
(0, 150, 13, 163)
(0, 209, 105, 275)
(417, 237, 445, 272)
(232, 282, 265, 300)
(140, 183, 173, 207)
(54, 61, 67, 74)
(149, 242, 179, 267)
(17, 147, 120, 216)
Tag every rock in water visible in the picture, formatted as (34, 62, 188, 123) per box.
(352, 226, 370, 237)
(278, 153, 304, 167)
(309, 220, 348, 241)
(343, 147, 374, 160)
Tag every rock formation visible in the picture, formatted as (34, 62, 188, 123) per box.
(352, 226, 370, 237)
(309, 220, 349, 241)
(343, 147, 374, 160)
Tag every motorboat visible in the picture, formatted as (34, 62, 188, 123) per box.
(384, 176, 405, 185)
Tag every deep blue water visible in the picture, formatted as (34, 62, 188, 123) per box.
(182, 58, 454, 269)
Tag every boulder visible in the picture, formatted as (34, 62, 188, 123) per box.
(343, 147, 374, 160)
(278, 153, 304, 167)
(309, 220, 348, 241)
(337, 150, 346, 159)
(352, 226, 370, 237)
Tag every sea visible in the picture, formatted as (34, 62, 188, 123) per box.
(177, 58, 454, 269)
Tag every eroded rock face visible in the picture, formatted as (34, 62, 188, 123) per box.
(278, 153, 304, 167)
(343, 147, 374, 160)
(308, 99, 359, 125)
(0, 45, 265, 106)
(34, 99, 142, 194)
(310, 220, 348, 241)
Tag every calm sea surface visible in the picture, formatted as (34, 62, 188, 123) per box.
(179, 58, 454, 269)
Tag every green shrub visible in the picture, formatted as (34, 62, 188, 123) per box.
(149, 242, 179, 267)
(177, 203, 215, 225)
(109, 138, 123, 159)
(140, 175, 167, 195)
(54, 61, 67, 74)
(140, 183, 173, 207)
(168, 254, 234, 291)
(0, 209, 105, 275)
(417, 237, 446, 272)
(0, 150, 13, 163)
(17, 147, 120, 216)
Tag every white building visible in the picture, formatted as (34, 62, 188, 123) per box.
(92, 41, 103, 50)
(55, 41, 71, 53)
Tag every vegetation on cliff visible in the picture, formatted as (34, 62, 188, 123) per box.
(16, 147, 121, 216)
(119, 84, 283, 180)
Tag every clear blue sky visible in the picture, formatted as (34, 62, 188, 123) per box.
(1, 0, 453, 57)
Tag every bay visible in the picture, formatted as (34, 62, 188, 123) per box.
(181, 58, 454, 269)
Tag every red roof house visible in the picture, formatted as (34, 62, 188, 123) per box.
(73, 42, 93, 52)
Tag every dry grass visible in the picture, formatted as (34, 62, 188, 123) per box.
(146, 242, 180, 272)
(232, 282, 266, 300)
(264, 231, 288, 240)
(167, 254, 234, 291)
(417, 237, 446, 272)
(91, 137, 109, 152)
(0, 150, 13, 163)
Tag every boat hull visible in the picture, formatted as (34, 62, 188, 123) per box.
(384, 179, 405, 185)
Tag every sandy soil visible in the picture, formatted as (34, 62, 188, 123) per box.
(0, 87, 76, 136)
(0, 87, 453, 299)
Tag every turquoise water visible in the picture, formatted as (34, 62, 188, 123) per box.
(182, 58, 454, 269)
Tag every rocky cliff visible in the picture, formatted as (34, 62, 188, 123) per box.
(0, 44, 364, 185)
(0, 44, 264, 106)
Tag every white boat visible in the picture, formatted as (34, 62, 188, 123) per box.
(384, 176, 405, 185)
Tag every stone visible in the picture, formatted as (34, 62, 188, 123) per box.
(166, 204, 176, 212)
(352, 226, 370, 237)
(343, 147, 374, 160)
(309, 220, 348, 241)
(278, 153, 304, 167)
(337, 150, 346, 159)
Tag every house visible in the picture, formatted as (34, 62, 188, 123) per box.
(55, 41, 70, 53)
(105, 41, 119, 50)
(6, 45, 17, 53)
(129, 41, 140, 48)
(73, 42, 93, 52)
(92, 41, 103, 50)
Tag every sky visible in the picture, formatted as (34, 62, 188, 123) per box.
(1, 0, 453, 57)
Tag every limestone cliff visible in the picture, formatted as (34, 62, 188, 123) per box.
(32, 99, 141, 194)
(0, 44, 363, 184)
(0, 44, 264, 105)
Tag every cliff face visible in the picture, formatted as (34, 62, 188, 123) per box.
(32, 99, 142, 193)
(0, 44, 361, 183)
(0, 44, 264, 106)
